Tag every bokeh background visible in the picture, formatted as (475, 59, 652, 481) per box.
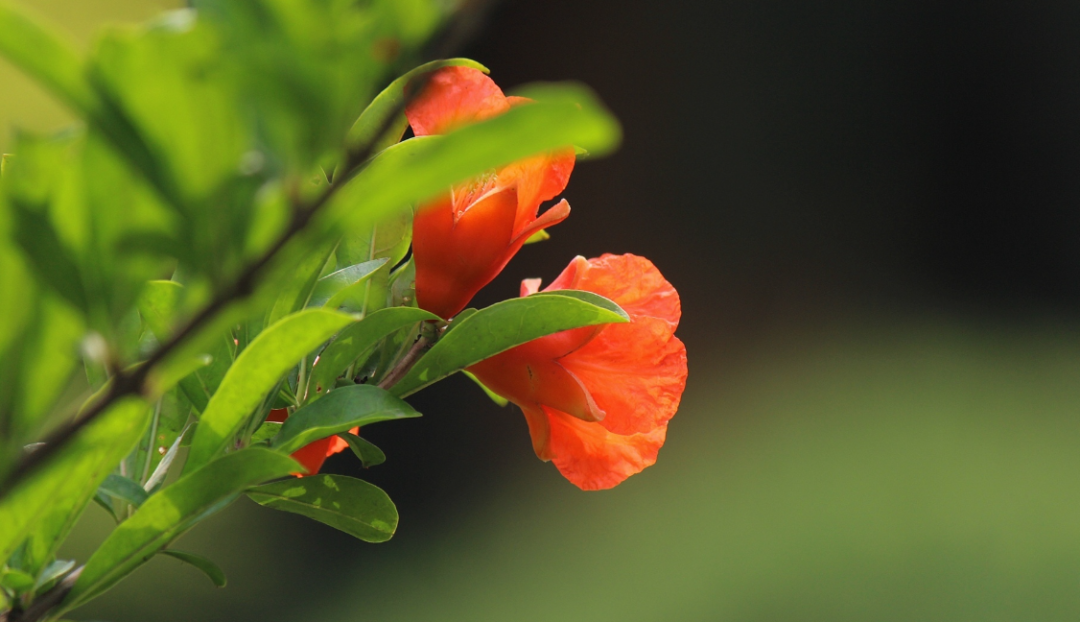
(6, 0, 1080, 620)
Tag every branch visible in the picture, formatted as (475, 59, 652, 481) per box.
(377, 333, 432, 390)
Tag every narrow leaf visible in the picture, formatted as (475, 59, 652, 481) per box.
(96, 474, 148, 508)
(0, 398, 148, 571)
(159, 550, 226, 588)
(309, 258, 387, 308)
(309, 307, 437, 398)
(391, 291, 628, 397)
(271, 385, 420, 455)
(64, 448, 299, 610)
(248, 474, 397, 543)
(184, 309, 356, 472)
(340, 433, 386, 468)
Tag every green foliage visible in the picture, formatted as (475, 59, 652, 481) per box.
(64, 448, 300, 611)
(271, 385, 420, 455)
(158, 550, 227, 588)
(392, 291, 629, 397)
(185, 309, 356, 472)
(0, 0, 623, 618)
(248, 474, 398, 543)
(340, 433, 388, 468)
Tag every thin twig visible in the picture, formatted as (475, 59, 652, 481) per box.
(6, 566, 82, 622)
(377, 334, 432, 390)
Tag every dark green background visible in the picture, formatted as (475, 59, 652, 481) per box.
(5, 1, 1080, 620)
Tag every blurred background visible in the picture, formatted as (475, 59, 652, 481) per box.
(6, 0, 1080, 619)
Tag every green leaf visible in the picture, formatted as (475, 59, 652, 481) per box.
(324, 82, 621, 239)
(344, 58, 488, 153)
(0, 398, 149, 573)
(32, 558, 75, 593)
(309, 307, 438, 398)
(96, 474, 148, 508)
(309, 258, 388, 308)
(185, 309, 356, 472)
(64, 448, 299, 610)
(0, 3, 97, 114)
(0, 568, 34, 592)
(340, 433, 386, 468)
(159, 550, 226, 588)
(391, 291, 628, 398)
(462, 370, 509, 408)
(250, 421, 283, 445)
(271, 385, 419, 456)
(137, 280, 183, 341)
(248, 474, 397, 543)
(266, 240, 336, 326)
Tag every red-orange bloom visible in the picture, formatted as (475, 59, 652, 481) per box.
(266, 408, 356, 477)
(406, 66, 576, 319)
(467, 254, 687, 490)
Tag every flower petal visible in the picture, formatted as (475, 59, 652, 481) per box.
(548, 254, 681, 328)
(544, 407, 668, 491)
(413, 187, 518, 318)
(561, 317, 687, 435)
(406, 66, 509, 136)
(289, 436, 334, 477)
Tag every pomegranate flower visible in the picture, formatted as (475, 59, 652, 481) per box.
(266, 408, 356, 476)
(467, 254, 687, 490)
(406, 66, 576, 319)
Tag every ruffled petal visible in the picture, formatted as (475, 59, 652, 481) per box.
(406, 66, 509, 136)
(512, 199, 571, 245)
(549, 254, 681, 328)
(561, 316, 687, 435)
(544, 407, 668, 491)
(501, 149, 576, 234)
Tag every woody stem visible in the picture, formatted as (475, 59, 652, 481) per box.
(377, 334, 432, 391)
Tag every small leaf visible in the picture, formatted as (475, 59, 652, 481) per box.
(248, 475, 397, 543)
(33, 558, 75, 593)
(309, 258, 388, 308)
(340, 433, 386, 468)
(143, 423, 189, 493)
(523, 229, 550, 244)
(1, 568, 35, 592)
(271, 385, 420, 455)
(309, 307, 438, 398)
(96, 474, 148, 508)
(184, 309, 356, 472)
(391, 290, 628, 397)
(249, 421, 283, 445)
(137, 280, 183, 340)
(64, 448, 299, 610)
(159, 550, 226, 588)
(462, 370, 509, 407)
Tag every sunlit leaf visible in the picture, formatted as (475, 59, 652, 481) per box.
(248, 474, 397, 543)
(64, 448, 299, 610)
(391, 291, 628, 397)
(184, 309, 356, 472)
(0, 398, 149, 573)
(309, 258, 388, 309)
(271, 385, 419, 455)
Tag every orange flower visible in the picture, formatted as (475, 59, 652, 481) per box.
(467, 254, 687, 490)
(266, 408, 356, 476)
(406, 66, 576, 319)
